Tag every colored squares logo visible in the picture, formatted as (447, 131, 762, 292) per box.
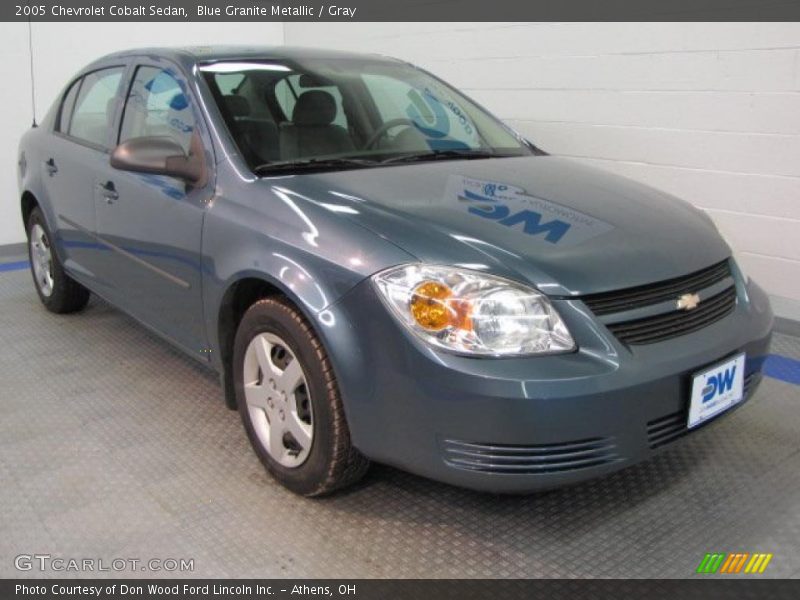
(696, 552, 773, 574)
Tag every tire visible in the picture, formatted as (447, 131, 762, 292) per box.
(26, 207, 90, 314)
(233, 297, 369, 496)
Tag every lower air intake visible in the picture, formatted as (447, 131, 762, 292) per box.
(441, 437, 620, 474)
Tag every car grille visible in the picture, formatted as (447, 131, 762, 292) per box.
(441, 437, 620, 474)
(646, 372, 759, 449)
(606, 286, 737, 345)
(582, 260, 732, 316)
(581, 260, 737, 346)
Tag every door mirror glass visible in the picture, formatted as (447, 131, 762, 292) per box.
(110, 135, 205, 184)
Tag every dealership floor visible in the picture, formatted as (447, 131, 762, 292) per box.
(1, 263, 800, 579)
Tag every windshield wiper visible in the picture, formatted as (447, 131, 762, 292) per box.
(253, 149, 515, 174)
(378, 149, 502, 165)
(253, 157, 377, 175)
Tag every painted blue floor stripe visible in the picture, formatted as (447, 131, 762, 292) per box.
(0, 257, 798, 385)
(763, 354, 800, 386)
(0, 260, 29, 272)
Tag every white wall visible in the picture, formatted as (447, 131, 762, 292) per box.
(0, 21, 284, 247)
(285, 22, 800, 320)
(3, 22, 798, 319)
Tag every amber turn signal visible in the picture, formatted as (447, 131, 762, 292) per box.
(410, 280, 473, 332)
(410, 281, 452, 330)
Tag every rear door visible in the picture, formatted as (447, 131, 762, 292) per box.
(40, 66, 126, 283)
(93, 60, 214, 357)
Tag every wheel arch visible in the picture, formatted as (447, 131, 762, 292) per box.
(215, 270, 335, 411)
(20, 190, 67, 265)
(21, 190, 39, 231)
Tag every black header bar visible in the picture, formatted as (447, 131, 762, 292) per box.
(4, 579, 800, 600)
(5, 0, 800, 22)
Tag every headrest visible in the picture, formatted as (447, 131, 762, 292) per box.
(292, 90, 336, 126)
(223, 95, 250, 118)
(298, 73, 334, 88)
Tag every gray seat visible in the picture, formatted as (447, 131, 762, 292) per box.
(223, 94, 280, 163)
(279, 90, 355, 160)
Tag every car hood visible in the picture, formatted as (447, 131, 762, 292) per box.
(264, 156, 730, 296)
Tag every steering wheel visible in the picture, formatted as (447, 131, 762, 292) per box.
(363, 118, 418, 150)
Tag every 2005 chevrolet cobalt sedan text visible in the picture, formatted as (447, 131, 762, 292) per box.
(17, 46, 773, 495)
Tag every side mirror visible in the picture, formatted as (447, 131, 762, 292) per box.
(110, 135, 206, 186)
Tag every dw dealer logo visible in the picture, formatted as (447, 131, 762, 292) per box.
(696, 552, 773, 574)
(702, 364, 738, 403)
(445, 175, 615, 247)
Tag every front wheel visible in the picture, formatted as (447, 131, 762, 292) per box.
(233, 297, 369, 496)
(27, 207, 90, 314)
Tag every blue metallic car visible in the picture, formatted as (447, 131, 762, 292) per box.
(17, 46, 773, 495)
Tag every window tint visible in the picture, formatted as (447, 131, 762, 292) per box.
(68, 67, 124, 148)
(57, 79, 81, 133)
(120, 66, 196, 154)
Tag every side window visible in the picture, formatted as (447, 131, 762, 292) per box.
(68, 67, 124, 148)
(57, 79, 81, 134)
(215, 73, 244, 95)
(275, 75, 348, 128)
(120, 66, 196, 154)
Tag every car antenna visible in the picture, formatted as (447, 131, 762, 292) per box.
(27, 16, 37, 128)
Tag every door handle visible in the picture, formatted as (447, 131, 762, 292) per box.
(45, 158, 58, 176)
(98, 181, 119, 203)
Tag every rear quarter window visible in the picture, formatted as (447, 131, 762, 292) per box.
(57, 79, 81, 134)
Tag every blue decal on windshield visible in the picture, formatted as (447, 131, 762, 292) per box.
(406, 88, 450, 139)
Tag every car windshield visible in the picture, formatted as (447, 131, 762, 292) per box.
(199, 57, 535, 174)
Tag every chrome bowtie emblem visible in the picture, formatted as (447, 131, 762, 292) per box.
(677, 293, 701, 311)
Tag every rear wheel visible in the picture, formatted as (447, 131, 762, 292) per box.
(27, 207, 90, 314)
(233, 297, 369, 496)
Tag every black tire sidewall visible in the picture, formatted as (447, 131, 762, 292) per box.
(27, 208, 67, 310)
(233, 300, 338, 495)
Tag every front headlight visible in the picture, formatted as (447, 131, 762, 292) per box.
(372, 264, 575, 356)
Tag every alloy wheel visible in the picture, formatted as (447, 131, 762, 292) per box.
(30, 223, 54, 297)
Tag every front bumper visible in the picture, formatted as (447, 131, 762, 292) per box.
(322, 276, 773, 493)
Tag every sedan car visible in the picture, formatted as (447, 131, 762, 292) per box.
(17, 46, 773, 495)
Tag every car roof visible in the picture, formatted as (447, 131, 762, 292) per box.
(92, 45, 403, 68)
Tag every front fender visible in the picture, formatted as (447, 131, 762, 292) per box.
(201, 172, 415, 374)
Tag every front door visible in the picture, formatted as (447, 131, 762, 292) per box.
(93, 62, 213, 358)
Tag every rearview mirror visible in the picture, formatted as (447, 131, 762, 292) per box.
(110, 135, 206, 185)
